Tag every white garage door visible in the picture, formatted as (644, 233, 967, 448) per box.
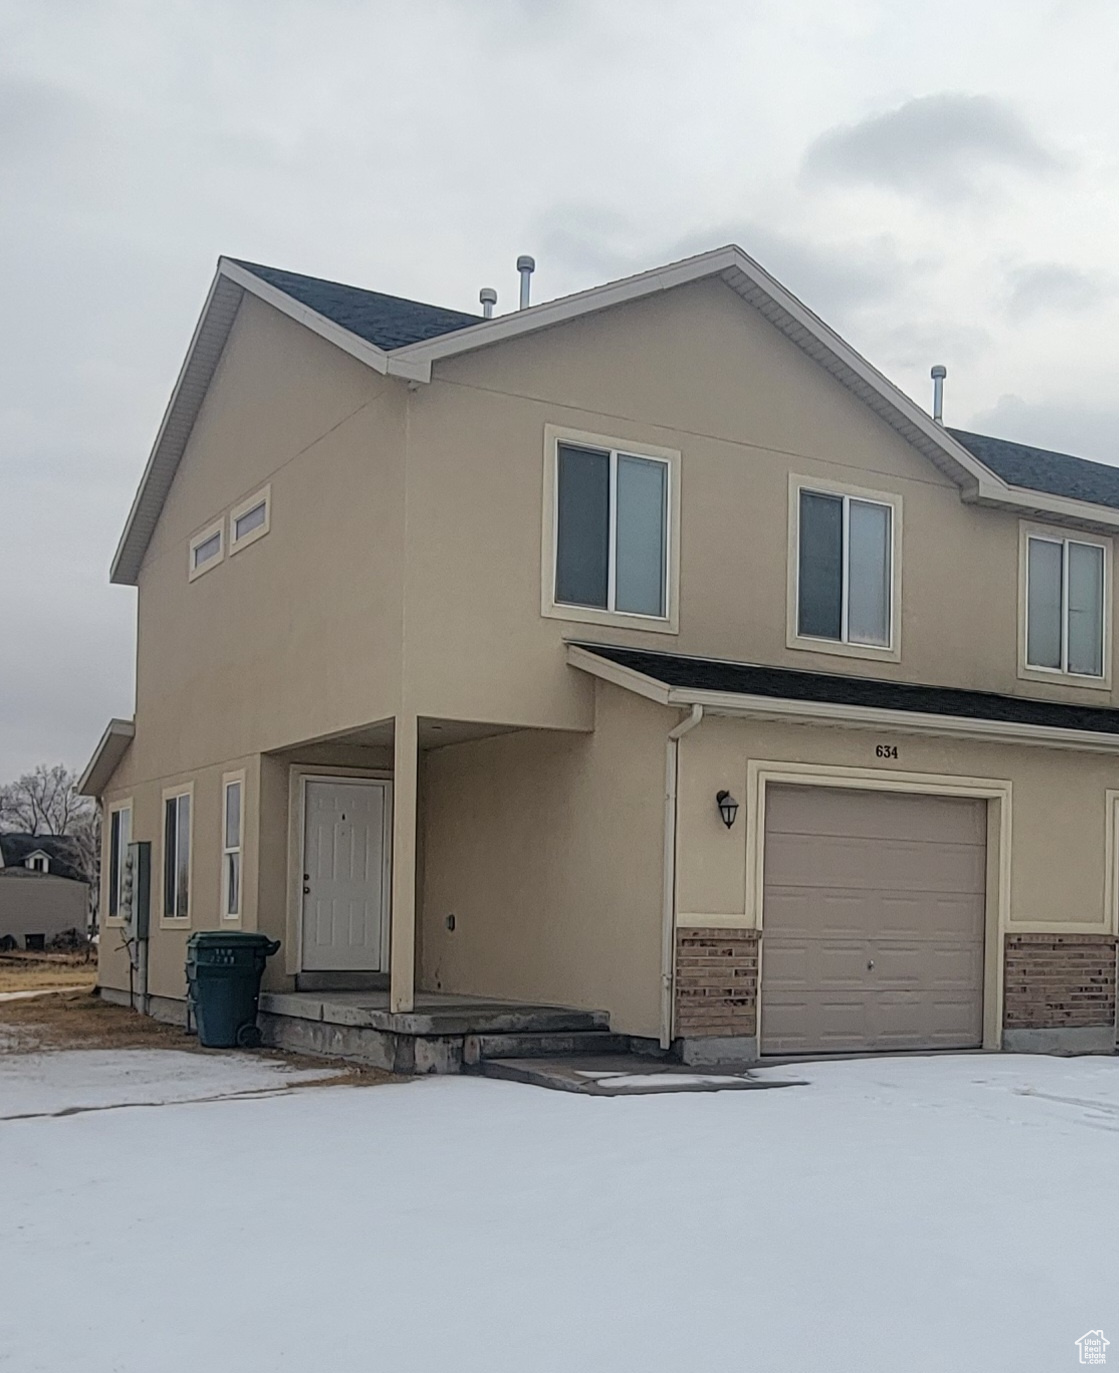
(761, 785, 986, 1055)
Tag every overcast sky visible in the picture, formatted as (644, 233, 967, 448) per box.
(3, 0, 1118, 780)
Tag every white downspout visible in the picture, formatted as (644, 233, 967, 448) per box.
(660, 704, 704, 1049)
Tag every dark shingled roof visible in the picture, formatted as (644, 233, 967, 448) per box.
(577, 643, 1119, 736)
(0, 833, 85, 882)
(951, 429, 1119, 512)
(233, 261, 483, 351)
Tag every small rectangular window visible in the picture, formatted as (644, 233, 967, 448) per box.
(1027, 533, 1105, 678)
(188, 521, 224, 580)
(108, 804, 132, 919)
(797, 489, 893, 647)
(222, 778, 243, 919)
(230, 487, 271, 553)
(163, 792, 191, 920)
(554, 443, 669, 619)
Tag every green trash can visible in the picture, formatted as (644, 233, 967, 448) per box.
(186, 931, 281, 1048)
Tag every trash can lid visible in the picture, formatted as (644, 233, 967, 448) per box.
(186, 931, 281, 954)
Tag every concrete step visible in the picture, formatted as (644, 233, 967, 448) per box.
(463, 1029, 630, 1066)
(480, 1055, 808, 1095)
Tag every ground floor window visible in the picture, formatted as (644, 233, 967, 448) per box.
(222, 775, 243, 918)
(163, 790, 191, 920)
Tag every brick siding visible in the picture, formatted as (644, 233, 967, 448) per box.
(675, 927, 758, 1038)
(1003, 933, 1117, 1030)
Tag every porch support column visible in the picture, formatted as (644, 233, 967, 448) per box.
(389, 712, 418, 1014)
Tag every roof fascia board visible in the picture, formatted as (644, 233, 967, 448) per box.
(77, 718, 135, 796)
(565, 644, 672, 705)
(390, 246, 743, 367)
(665, 685, 1119, 754)
(218, 259, 393, 377)
(968, 477, 1119, 533)
(110, 267, 243, 583)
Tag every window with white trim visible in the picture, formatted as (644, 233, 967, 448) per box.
(188, 520, 223, 580)
(26, 854, 48, 873)
(230, 487, 270, 553)
(797, 488, 894, 648)
(222, 777, 243, 919)
(553, 442, 669, 618)
(163, 791, 191, 920)
(1026, 533, 1105, 677)
(108, 803, 132, 919)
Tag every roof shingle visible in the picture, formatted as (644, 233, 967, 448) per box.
(232, 260, 482, 351)
(951, 428, 1119, 511)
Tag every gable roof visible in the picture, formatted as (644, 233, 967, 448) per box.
(110, 244, 1119, 587)
(951, 429, 1119, 511)
(231, 261, 482, 350)
(0, 834, 85, 882)
(76, 717, 135, 797)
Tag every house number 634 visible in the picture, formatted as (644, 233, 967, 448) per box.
(875, 744, 898, 759)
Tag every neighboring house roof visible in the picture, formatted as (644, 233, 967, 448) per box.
(111, 243, 1119, 588)
(569, 642, 1119, 750)
(231, 261, 482, 351)
(951, 429, 1119, 510)
(0, 834, 85, 883)
(76, 717, 135, 797)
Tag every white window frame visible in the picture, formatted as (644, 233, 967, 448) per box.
(229, 485, 271, 554)
(1019, 522, 1111, 690)
(540, 424, 681, 634)
(105, 799, 132, 925)
(160, 782, 194, 927)
(26, 853, 48, 872)
(188, 519, 224, 581)
(221, 770, 245, 921)
(787, 473, 903, 663)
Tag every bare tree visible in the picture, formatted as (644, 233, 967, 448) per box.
(0, 764, 91, 835)
(0, 764, 100, 922)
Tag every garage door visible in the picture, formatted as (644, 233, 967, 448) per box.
(761, 786, 986, 1055)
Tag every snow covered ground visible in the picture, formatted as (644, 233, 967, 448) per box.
(2, 1050, 1117, 1372)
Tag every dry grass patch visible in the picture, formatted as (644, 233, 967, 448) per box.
(0, 951, 97, 995)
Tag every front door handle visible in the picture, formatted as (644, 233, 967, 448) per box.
(867, 959, 875, 970)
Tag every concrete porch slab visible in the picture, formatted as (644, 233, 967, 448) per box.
(481, 1055, 808, 1095)
(259, 990, 608, 1037)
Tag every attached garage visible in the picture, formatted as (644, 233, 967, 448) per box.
(761, 785, 987, 1055)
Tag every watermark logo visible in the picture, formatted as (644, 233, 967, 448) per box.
(1076, 1331, 1109, 1365)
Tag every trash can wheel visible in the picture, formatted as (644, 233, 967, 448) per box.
(237, 1023, 262, 1049)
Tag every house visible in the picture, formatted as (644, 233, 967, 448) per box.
(0, 834, 90, 950)
(79, 244, 1118, 1070)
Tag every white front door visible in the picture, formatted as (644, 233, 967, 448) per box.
(301, 779, 391, 971)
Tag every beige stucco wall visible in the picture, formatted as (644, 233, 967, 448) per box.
(0, 877, 89, 945)
(675, 714, 1119, 935)
(419, 681, 668, 1038)
(403, 275, 1118, 724)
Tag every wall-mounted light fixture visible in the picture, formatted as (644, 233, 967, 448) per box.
(716, 790, 739, 829)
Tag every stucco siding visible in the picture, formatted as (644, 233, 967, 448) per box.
(419, 682, 668, 1038)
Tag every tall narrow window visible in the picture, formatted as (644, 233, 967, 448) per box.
(222, 778, 243, 919)
(554, 442, 669, 618)
(163, 792, 191, 920)
(1026, 534, 1105, 677)
(797, 489, 893, 647)
(108, 804, 132, 919)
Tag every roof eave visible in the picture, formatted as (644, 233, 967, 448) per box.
(77, 718, 135, 797)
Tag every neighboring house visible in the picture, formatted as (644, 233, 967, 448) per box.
(0, 834, 90, 950)
(80, 244, 1118, 1069)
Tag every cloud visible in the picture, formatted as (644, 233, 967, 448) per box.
(871, 321, 991, 372)
(802, 93, 1063, 199)
(1003, 262, 1114, 320)
(967, 394, 1119, 466)
(534, 206, 928, 321)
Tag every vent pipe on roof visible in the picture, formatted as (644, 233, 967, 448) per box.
(931, 365, 947, 425)
(479, 287, 497, 320)
(517, 255, 535, 310)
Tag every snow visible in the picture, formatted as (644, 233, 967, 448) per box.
(2, 1050, 1118, 1372)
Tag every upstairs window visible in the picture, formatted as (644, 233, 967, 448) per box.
(230, 487, 271, 553)
(188, 520, 224, 581)
(1026, 533, 1106, 678)
(797, 488, 894, 648)
(554, 442, 669, 619)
